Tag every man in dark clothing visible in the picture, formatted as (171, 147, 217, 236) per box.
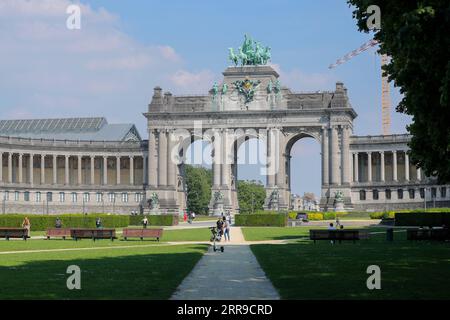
(55, 217, 62, 229)
(216, 218, 224, 237)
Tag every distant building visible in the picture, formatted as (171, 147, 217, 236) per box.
(291, 193, 319, 211)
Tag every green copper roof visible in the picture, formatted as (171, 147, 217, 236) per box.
(0, 117, 141, 142)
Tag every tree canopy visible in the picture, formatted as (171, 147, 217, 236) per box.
(184, 165, 212, 215)
(348, 0, 450, 182)
(237, 180, 266, 214)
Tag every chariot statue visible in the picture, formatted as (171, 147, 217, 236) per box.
(229, 35, 272, 66)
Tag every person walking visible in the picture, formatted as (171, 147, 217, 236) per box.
(223, 216, 230, 242)
(22, 217, 31, 238)
(328, 222, 336, 245)
(142, 216, 149, 229)
(216, 217, 224, 238)
(55, 217, 62, 229)
(95, 217, 102, 229)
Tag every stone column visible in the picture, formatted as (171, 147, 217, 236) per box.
(129, 156, 134, 185)
(405, 152, 410, 181)
(116, 156, 121, 185)
(158, 130, 167, 187)
(221, 129, 230, 187)
(65, 155, 70, 185)
(53, 155, 57, 185)
(29, 154, 33, 185)
(103, 156, 108, 185)
(367, 152, 372, 182)
(330, 126, 339, 185)
(354, 152, 359, 182)
(90, 156, 95, 185)
(417, 167, 422, 181)
(393, 151, 398, 181)
(8, 153, 12, 183)
(321, 127, 329, 186)
(276, 131, 286, 188)
(78, 155, 83, 185)
(342, 126, 350, 184)
(212, 130, 221, 187)
(380, 151, 385, 182)
(143, 155, 148, 185)
(167, 130, 176, 188)
(148, 130, 158, 188)
(267, 128, 276, 187)
(18, 153, 23, 184)
(40, 154, 45, 184)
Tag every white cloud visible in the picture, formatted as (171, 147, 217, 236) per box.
(270, 63, 336, 92)
(168, 70, 216, 94)
(0, 0, 211, 133)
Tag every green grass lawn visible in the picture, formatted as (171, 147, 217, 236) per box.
(0, 243, 208, 299)
(251, 230, 450, 299)
(0, 228, 211, 252)
(241, 226, 376, 242)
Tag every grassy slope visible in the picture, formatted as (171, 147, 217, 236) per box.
(0, 244, 208, 299)
(250, 231, 450, 299)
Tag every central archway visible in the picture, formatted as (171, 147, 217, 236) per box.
(284, 133, 321, 211)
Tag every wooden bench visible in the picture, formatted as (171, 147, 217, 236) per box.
(46, 228, 72, 240)
(123, 228, 163, 241)
(70, 228, 116, 241)
(407, 228, 450, 241)
(0, 228, 28, 240)
(310, 229, 367, 243)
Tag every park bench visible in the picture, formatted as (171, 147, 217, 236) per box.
(309, 229, 368, 243)
(407, 228, 450, 241)
(70, 228, 116, 241)
(123, 228, 163, 241)
(0, 228, 29, 240)
(46, 228, 72, 240)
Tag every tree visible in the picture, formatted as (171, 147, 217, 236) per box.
(237, 181, 266, 214)
(184, 165, 212, 215)
(348, 0, 450, 183)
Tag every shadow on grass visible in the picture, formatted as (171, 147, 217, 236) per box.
(0, 244, 208, 300)
(250, 239, 450, 300)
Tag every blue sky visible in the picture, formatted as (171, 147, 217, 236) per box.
(0, 0, 411, 198)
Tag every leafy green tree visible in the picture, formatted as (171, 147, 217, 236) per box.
(348, 0, 450, 182)
(184, 165, 212, 215)
(237, 181, 266, 214)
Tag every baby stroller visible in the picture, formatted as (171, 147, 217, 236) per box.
(209, 227, 224, 252)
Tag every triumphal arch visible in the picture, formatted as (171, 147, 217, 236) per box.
(145, 36, 356, 214)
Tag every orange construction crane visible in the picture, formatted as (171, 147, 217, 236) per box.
(329, 39, 391, 135)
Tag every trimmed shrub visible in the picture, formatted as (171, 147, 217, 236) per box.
(306, 213, 324, 221)
(395, 212, 450, 227)
(0, 214, 129, 231)
(129, 215, 179, 226)
(369, 211, 395, 219)
(235, 214, 287, 227)
(323, 212, 336, 220)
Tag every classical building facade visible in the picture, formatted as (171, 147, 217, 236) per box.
(1, 40, 449, 214)
(0, 118, 147, 214)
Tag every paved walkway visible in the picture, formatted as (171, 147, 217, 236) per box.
(171, 228, 280, 300)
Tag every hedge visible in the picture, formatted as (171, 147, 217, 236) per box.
(129, 215, 179, 226)
(234, 214, 287, 227)
(0, 214, 129, 231)
(395, 212, 450, 227)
